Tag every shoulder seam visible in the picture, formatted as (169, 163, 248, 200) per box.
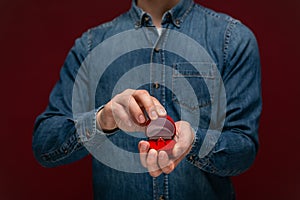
(195, 4, 221, 19)
(86, 13, 129, 52)
(223, 19, 238, 67)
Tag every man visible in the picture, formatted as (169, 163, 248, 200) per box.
(33, 0, 262, 199)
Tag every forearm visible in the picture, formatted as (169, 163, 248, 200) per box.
(32, 114, 90, 168)
(187, 128, 258, 177)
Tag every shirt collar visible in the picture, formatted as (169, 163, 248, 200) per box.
(129, 0, 194, 28)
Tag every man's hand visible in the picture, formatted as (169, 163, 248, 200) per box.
(96, 89, 167, 132)
(138, 121, 195, 177)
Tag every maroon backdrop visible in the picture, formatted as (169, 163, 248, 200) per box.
(1, 0, 299, 199)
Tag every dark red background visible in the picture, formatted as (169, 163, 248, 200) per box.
(1, 0, 299, 199)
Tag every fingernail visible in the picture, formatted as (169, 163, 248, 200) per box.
(141, 144, 147, 151)
(138, 114, 145, 123)
(150, 111, 158, 120)
(157, 108, 166, 115)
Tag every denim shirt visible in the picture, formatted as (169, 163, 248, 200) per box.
(32, 0, 262, 199)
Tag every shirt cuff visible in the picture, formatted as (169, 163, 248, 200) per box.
(75, 105, 120, 144)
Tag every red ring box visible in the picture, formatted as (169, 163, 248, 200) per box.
(145, 115, 176, 154)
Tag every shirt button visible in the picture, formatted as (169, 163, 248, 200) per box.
(175, 19, 181, 26)
(153, 82, 160, 89)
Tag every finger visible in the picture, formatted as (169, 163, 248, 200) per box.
(146, 149, 162, 177)
(172, 122, 194, 158)
(151, 97, 167, 117)
(127, 95, 147, 124)
(132, 90, 159, 120)
(172, 139, 188, 159)
(113, 90, 146, 125)
(172, 136, 188, 159)
(158, 151, 175, 174)
(138, 141, 150, 168)
(119, 99, 146, 132)
(170, 142, 194, 172)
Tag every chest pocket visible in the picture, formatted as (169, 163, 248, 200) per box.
(172, 62, 216, 111)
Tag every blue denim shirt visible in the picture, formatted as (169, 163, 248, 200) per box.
(32, 0, 262, 199)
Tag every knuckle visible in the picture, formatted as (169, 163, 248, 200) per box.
(159, 162, 169, 170)
(136, 89, 149, 96)
(181, 120, 191, 127)
(151, 97, 160, 105)
(185, 121, 191, 127)
(124, 88, 134, 94)
(112, 102, 122, 111)
(162, 167, 172, 174)
(127, 95, 135, 106)
(149, 170, 161, 178)
(113, 93, 121, 101)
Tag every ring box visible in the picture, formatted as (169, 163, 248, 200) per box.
(145, 115, 176, 154)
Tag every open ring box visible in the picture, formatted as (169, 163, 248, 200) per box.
(145, 115, 176, 154)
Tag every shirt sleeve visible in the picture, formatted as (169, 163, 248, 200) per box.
(187, 20, 262, 176)
(32, 30, 107, 168)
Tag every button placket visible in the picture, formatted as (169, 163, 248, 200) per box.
(149, 28, 163, 98)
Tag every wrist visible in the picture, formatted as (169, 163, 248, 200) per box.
(96, 106, 118, 132)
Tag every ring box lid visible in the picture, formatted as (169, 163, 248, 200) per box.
(145, 116, 176, 140)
